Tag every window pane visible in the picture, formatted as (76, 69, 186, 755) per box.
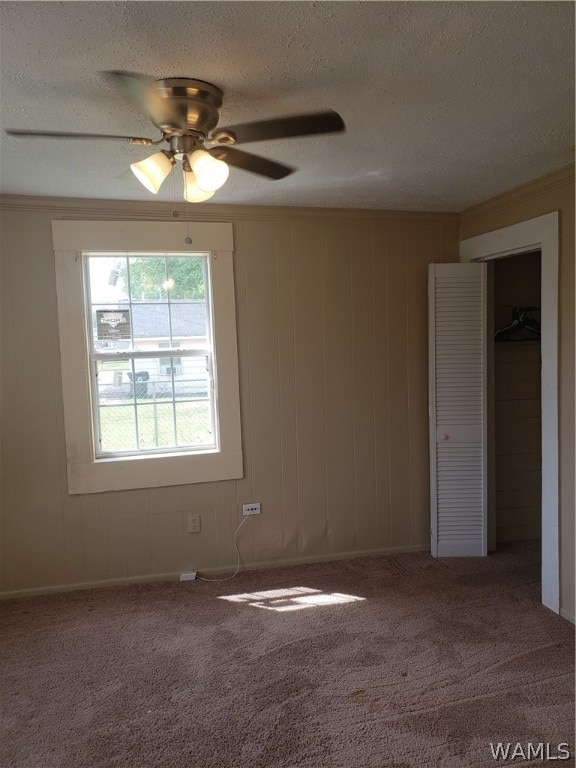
(99, 405, 137, 452)
(94, 357, 213, 453)
(124, 357, 174, 401)
(131, 305, 170, 350)
(166, 256, 205, 300)
(88, 256, 129, 304)
(176, 401, 213, 446)
(91, 305, 131, 352)
(158, 354, 182, 375)
(174, 360, 210, 401)
(96, 359, 132, 401)
(96, 359, 135, 452)
(118, 357, 209, 402)
(128, 257, 168, 302)
(136, 404, 176, 449)
(170, 302, 208, 347)
(129, 366, 153, 402)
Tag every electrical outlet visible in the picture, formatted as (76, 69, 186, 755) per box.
(242, 502, 261, 516)
(188, 513, 201, 533)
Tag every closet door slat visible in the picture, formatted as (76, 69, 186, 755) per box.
(429, 263, 488, 557)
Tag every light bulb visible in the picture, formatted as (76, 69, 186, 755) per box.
(130, 151, 175, 194)
(189, 149, 229, 192)
(183, 170, 215, 203)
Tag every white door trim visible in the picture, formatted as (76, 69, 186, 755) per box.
(460, 212, 559, 614)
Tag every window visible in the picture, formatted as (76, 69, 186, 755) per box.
(53, 221, 242, 494)
(87, 253, 215, 457)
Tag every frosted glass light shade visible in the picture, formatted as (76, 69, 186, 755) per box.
(130, 152, 174, 194)
(183, 170, 215, 203)
(189, 150, 229, 192)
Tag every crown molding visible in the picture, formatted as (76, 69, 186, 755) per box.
(0, 194, 459, 225)
(2, 166, 572, 226)
(459, 164, 575, 221)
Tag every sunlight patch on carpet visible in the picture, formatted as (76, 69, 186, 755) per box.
(218, 586, 366, 611)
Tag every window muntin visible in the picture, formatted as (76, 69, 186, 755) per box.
(84, 252, 217, 458)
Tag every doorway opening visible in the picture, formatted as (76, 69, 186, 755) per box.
(489, 252, 542, 551)
(460, 212, 559, 614)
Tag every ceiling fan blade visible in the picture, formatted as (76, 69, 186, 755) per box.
(211, 110, 345, 145)
(209, 147, 294, 180)
(101, 70, 153, 108)
(102, 70, 187, 131)
(5, 129, 156, 144)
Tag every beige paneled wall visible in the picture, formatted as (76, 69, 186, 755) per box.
(0, 198, 459, 596)
(460, 165, 575, 622)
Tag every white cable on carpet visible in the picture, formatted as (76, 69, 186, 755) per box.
(197, 515, 250, 582)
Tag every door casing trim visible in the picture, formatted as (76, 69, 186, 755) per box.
(460, 212, 559, 614)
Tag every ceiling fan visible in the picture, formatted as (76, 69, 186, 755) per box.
(6, 71, 346, 202)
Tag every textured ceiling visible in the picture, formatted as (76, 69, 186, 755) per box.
(0, 1, 574, 210)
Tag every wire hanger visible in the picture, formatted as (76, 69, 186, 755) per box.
(495, 306, 541, 342)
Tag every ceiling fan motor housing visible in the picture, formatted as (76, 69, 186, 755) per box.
(151, 78, 223, 137)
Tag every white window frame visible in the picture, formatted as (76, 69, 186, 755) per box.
(52, 220, 243, 494)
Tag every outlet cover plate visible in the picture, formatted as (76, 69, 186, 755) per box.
(188, 513, 201, 533)
(242, 502, 261, 516)
(180, 571, 197, 581)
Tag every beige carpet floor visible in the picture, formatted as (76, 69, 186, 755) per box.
(1, 541, 574, 768)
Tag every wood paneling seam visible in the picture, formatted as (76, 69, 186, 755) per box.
(320, 223, 330, 551)
(370, 224, 379, 550)
(350, 224, 359, 550)
(289, 222, 301, 556)
(273, 223, 286, 555)
(406, 234, 414, 545)
(385, 227, 393, 549)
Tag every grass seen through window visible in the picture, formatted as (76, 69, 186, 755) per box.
(99, 401, 212, 452)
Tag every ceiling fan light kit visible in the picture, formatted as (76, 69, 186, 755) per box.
(188, 149, 229, 192)
(6, 72, 346, 203)
(130, 150, 175, 194)
(182, 170, 215, 203)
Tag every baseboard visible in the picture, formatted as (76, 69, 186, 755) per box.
(560, 608, 575, 625)
(0, 570, 183, 601)
(196, 543, 430, 577)
(0, 543, 430, 600)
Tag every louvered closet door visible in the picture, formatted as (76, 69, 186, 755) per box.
(429, 263, 487, 557)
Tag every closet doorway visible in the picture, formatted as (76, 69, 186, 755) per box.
(490, 253, 542, 550)
(460, 212, 559, 614)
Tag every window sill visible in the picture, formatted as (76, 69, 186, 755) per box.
(67, 449, 243, 494)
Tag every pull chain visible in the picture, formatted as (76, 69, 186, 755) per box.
(171, 162, 179, 219)
(185, 196, 192, 245)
